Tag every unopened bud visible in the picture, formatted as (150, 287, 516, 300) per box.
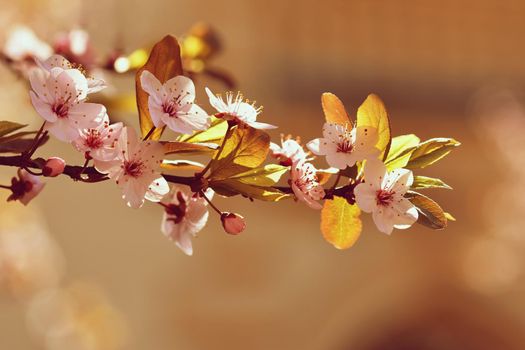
(43, 157, 66, 177)
(220, 212, 246, 235)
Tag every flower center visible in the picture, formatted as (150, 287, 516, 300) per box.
(165, 192, 187, 224)
(337, 138, 354, 153)
(123, 160, 145, 178)
(376, 189, 395, 206)
(84, 129, 104, 149)
(52, 101, 69, 119)
(162, 101, 178, 117)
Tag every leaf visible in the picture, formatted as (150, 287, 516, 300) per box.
(356, 94, 391, 160)
(444, 212, 456, 221)
(385, 134, 420, 170)
(136, 35, 183, 140)
(405, 138, 460, 169)
(162, 141, 218, 155)
(209, 179, 289, 201)
(321, 93, 350, 125)
(161, 159, 205, 172)
(209, 126, 270, 180)
(229, 164, 288, 187)
(0, 135, 49, 154)
(411, 176, 452, 190)
(321, 197, 362, 249)
(316, 167, 339, 185)
(178, 117, 227, 144)
(407, 191, 447, 229)
(0, 121, 27, 138)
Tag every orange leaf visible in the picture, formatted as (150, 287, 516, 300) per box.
(321, 197, 362, 249)
(321, 93, 351, 126)
(136, 35, 183, 140)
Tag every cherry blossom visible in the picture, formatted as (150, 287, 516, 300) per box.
(95, 127, 169, 209)
(3, 25, 52, 62)
(160, 186, 213, 256)
(36, 54, 106, 94)
(205, 87, 277, 129)
(140, 70, 210, 134)
(354, 160, 418, 235)
(307, 122, 379, 169)
(29, 64, 106, 142)
(290, 160, 325, 210)
(73, 114, 123, 162)
(7, 169, 45, 205)
(220, 212, 246, 235)
(270, 136, 307, 166)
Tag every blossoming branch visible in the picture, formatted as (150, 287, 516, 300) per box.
(0, 34, 460, 255)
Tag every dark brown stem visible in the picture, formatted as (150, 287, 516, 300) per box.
(200, 190, 222, 215)
(23, 122, 46, 158)
(142, 127, 156, 141)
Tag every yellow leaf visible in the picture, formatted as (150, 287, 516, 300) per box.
(210, 179, 289, 201)
(321, 197, 362, 249)
(356, 94, 391, 160)
(321, 93, 350, 125)
(136, 35, 183, 140)
(209, 126, 270, 180)
(229, 164, 288, 186)
(178, 117, 227, 144)
(162, 141, 218, 155)
(161, 160, 205, 172)
(385, 134, 420, 170)
(405, 138, 460, 169)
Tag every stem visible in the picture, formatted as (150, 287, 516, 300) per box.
(200, 190, 222, 215)
(23, 122, 46, 158)
(77, 158, 90, 177)
(142, 127, 156, 141)
(197, 123, 233, 177)
(0, 184, 11, 190)
(330, 172, 342, 192)
(23, 167, 43, 176)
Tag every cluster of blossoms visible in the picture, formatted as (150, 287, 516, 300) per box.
(1, 35, 457, 255)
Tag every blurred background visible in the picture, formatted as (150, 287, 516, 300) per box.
(1, 0, 525, 349)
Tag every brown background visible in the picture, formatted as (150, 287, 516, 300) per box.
(1, 0, 525, 349)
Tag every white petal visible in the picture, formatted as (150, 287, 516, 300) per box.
(140, 70, 163, 97)
(354, 183, 377, 213)
(247, 121, 277, 130)
(322, 123, 344, 141)
(205, 87, 228, 112)
(363, 159, 387, 189)
(372, 208, 395, 235)
(325, 152, 349, 169)
(145, 177, 169, 202)
(29, 91, 56, 122)
(164, 75, 196, 104)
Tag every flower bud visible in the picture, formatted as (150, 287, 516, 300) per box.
(220, 212, 246, 235)
(43, 157, 66, 177)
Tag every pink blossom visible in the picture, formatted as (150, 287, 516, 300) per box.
(29, 64, 106, 142)
(220, 212, 246, 235)
(95, 127, 169, 209)
(205, 87, 277, 130)
(72, 114, 123, 162)
(270, 136, 307, 166)
(42, 157, 66, 177)
(290, 160, 325, 210)
(7, 169, 45, 205)
(140, 70, 210, 134)
(354, 160, 418, 235)
(160, 186, 213, 256)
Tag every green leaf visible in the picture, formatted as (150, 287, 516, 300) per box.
(411, 176, 452, 190)
(178, 117, 227, 144)
(209, 126, 270, 180)
(320, 197, 362, 249)
(0, 121, 27, 138)
(356, 94, 391, 160)
(405, 138, 460, 169)
(209, 179, 289, 201)
(136, 35, 183, 140)
(162, 141, 218, 155)
(385, 134, 420, 170)
(0, 135, 49, 154)
(229, 164, 288, 187)
(407, 191, 447, 229)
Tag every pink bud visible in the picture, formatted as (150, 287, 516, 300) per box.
(220, 212, 246, 235)
(43, 157, 66, 177)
